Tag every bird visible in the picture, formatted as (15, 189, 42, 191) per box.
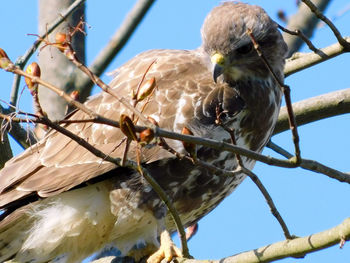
(0, 2, 287, 263)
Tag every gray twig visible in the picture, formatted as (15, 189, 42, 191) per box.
(284, 37, 350, 77)
(283, 0, 331, 57)
(278, 24, 327, 58)
(74, 0, 156, 101)
(9, 0, 86, 107)
(301, 0, 350, 50)
(247, 29, 301, 164)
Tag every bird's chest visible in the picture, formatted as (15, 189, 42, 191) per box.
(161, 119, 255, 229)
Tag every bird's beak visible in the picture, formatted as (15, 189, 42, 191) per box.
(211, 52, 225, 83)
(213, 63, 223, 83)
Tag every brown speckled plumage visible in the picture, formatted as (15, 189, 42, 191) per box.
(0, 2, 287, 262)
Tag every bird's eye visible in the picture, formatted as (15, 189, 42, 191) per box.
(236, 43, 253, 54)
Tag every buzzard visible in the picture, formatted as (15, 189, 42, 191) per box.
(0, 2, 287, 263)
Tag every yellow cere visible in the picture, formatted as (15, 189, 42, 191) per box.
(211, 52, 225, 66)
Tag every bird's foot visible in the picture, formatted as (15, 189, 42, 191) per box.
(147, 230, 182, 263)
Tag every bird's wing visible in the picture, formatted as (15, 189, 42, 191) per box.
(0, 49, 215, 208)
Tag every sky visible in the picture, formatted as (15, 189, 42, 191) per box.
(1, 1, 350, 262)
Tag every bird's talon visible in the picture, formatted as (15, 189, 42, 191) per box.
(147, 230, 183, 263)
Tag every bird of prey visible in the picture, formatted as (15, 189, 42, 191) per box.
(0, 2, 287, 263)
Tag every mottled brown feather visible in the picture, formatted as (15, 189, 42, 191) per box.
(0, 3, 288, 262)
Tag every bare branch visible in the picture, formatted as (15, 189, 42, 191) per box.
(243, 167, 293, 239)
(3, 53, 350, 189)
(91, 218, 350, 263)
(268, 141, 350, 184)
(284, 37, 350, 77)
(274, 88, 350, 134)
(247, 29, 301, 163)
(283, 0, 331, 57)
(10, 0, 86, 107)
(278, 24, 326, 57)
(301, 0, 350, 50)
(0, 104, 36, 149)
(74, 0, 156, 101)
(216, 113, 292, 239)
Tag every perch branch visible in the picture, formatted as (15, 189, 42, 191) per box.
(91, 218, 350, 263)
(274, 88, 350, 134)
(284, 37, 350, 77)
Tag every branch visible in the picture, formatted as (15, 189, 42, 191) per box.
(3, 55, 350, 185)
(247, 29, 301, 163)
(215, 117, 292, 240)
(242, 167, 293, 239)
(283, 0, 331, 57)
(301, 0, 350, 50)
(74, 0, 156, 101)
(91, 218, 350, 263)
(278, 24, 326, 58)
(15, 112, 189, 257)
(284, 37, 350, 77)
(9, 0, 86, 107)
(274, 88, 350, 134)
(267, 141, 350, 184)
(0, 104, 37, 149)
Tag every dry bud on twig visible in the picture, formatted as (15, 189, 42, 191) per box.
(120, 114, 138, 141)
(139, 128, 155, 145)
(0, 48, 11, 69)
(24, 62, 41, 94)
(136, 77, 156, 102)
(70, 90, 80, 101)
(55, 32, 70, 52)
(181, 126, 197, 159)
(24, 62, 45, 118)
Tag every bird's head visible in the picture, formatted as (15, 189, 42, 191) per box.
(201, 2, 287, 83)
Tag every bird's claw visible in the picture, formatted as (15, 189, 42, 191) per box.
(147, 230, 183, 263)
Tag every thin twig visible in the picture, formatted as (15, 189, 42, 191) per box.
(75, 0, 156, 100)
(136, 154, 190, 258)
(54, 39, 151, 126)
(278, 24, 327, 58)
(301, 0, 350, 50)
(2, 108, 350, 186)
(267, 141, 350, 184)
(284, 37, 350, 77)
(242, 167, 293, 239)
(9, 0, 86, 107)
(0, 104, 36, 149)
(283, 0, 331, 57)
(217, 116, 293, 239)
(247, 29, 301, 164)
(3, 56, 350, 184)
(267, 141, 293, 159)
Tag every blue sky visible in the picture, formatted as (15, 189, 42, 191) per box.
(1, 1, 350, 262)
